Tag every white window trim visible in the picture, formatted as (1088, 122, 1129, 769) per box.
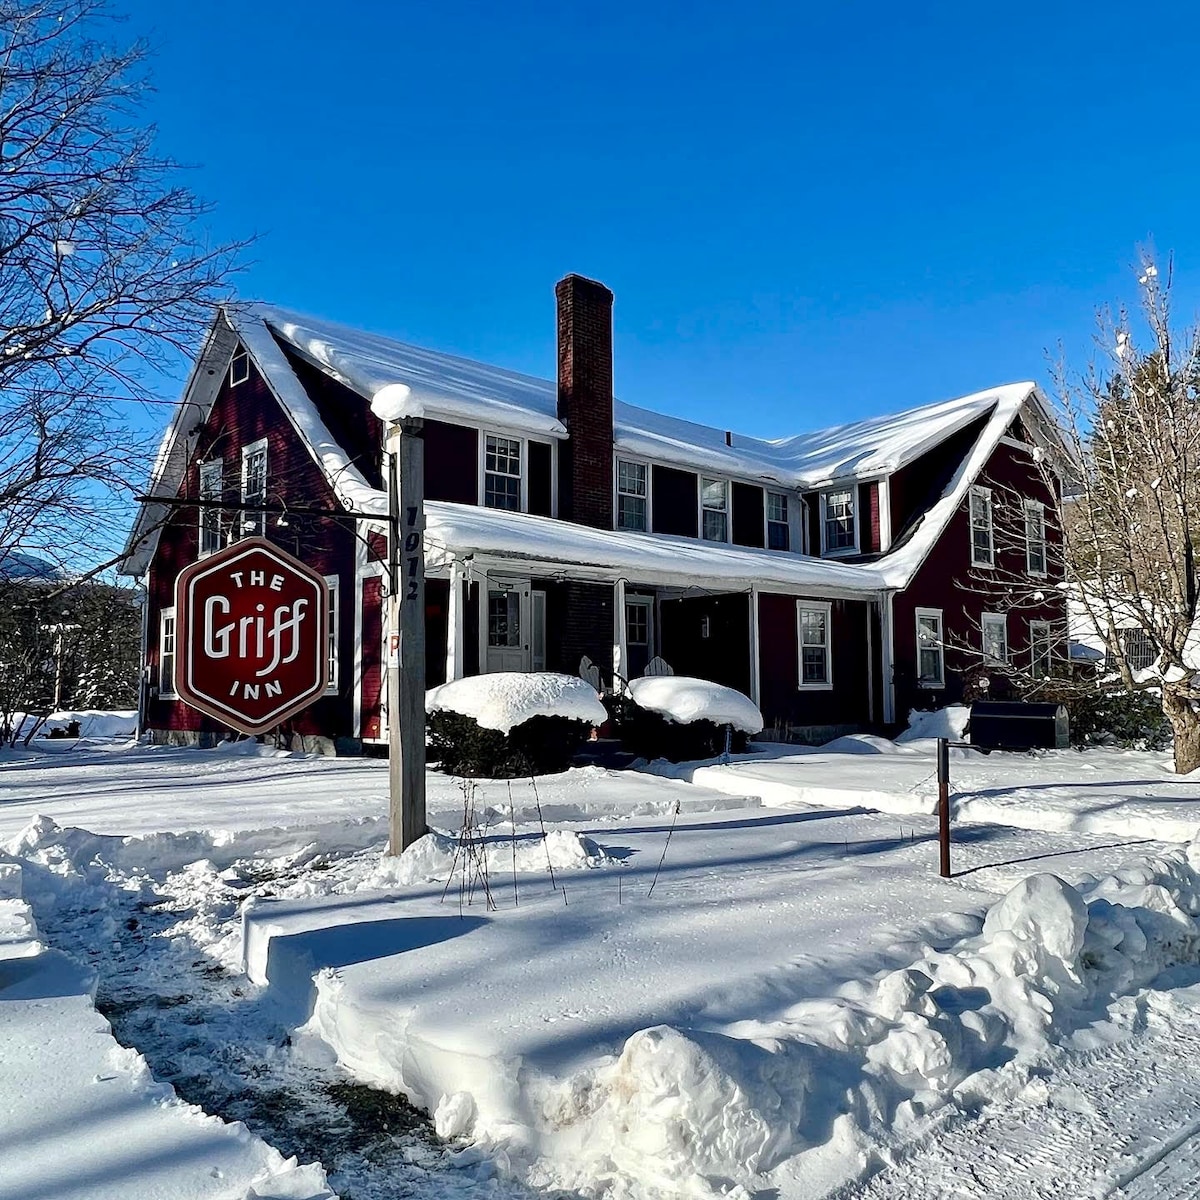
(159, 606, 177, 699)
(1024, 499, 1047, 578)
(198, 458, 224, 557)
(240, 437, 268, 538)
(796, 600, 834, 691)
(969, 485, 995, 568)
(699, 475, 731, 544)
(480, 430, 527, 513)
(1029, 618, 1053, 676)
(324, 574, 340, 694)
(981, 612, 1008, 665)
(765, 490, 791, 552)
(819, 486, 859, 557)
(614, 455, 652, 533)
(229, 349, 250, 386)
(915, 606, 945, 689)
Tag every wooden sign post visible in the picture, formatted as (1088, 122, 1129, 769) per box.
(386, 416, 427, 855)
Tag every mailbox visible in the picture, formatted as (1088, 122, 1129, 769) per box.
(969, 701, 1069, 751)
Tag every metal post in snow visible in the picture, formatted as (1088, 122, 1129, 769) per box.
(937, 736, 951, 878)
(385, 417, 427, 856)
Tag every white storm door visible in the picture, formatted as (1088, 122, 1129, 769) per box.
(485, 578, 532, 672)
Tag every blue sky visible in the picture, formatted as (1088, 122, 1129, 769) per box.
(125, 0, 1200, 439)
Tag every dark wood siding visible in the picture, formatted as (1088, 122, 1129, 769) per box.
(425, 578, 449, 688)
(891, 437, 1065, 720)
(660, 594, 751, 695)
(859, 481, 881, 554)
(528, 440, 553, 516)
(732, 482, 765, 548)
(360, 575, 383, 739)
(652, 465, 698, 538)
(890, 415, 988, 540)
(756, 593, 872, 733)
(144, 350, 358, 743)
(424, 420, 479, 505)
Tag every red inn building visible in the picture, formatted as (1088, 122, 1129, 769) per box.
(122, 275, 1067, 752)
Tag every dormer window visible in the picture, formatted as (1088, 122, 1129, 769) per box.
(821, 487, 857, 554)
(229, 348, 250, 386)
(616, 459, 648, 531)
(766, 492, 790, 550)
(701, 477, 728, 542)
(484, 434, 522, 511)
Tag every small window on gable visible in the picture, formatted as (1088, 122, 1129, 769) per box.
(797, 601, 832, 689)
(982, 612, 1008, 665)
(821, 487, 857, 554)
(230, 349, 250, 387)
(617, 459, 648, 531)
(199, 458, 224, 556)
(970, 486, 995, 567)
(241, 438, 268, 537)
(916, 608, 945, 688)
(484, 433, 522, 511)
(701, 477, 728, 542)
(767, 491, 790, 551)
(1025, 501, 1047, 576)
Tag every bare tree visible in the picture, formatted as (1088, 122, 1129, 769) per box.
(0, 0, 245, 576)
(1052, 253, 1200, 773)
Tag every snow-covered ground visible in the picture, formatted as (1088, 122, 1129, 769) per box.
(5, 736, 1200, 1198)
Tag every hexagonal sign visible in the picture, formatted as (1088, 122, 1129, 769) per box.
(174, 538, 329, 736)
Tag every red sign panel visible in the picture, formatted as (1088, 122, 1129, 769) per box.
(174, 538, 329, 736)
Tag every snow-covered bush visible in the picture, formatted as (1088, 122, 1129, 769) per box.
(1067, 686, 1172, 750)
(426, 673, 606, 778)
(615, 676, 763, 763)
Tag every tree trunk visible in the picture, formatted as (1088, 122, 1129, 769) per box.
(1162, 688, 1200, 774)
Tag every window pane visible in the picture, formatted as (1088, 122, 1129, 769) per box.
(824, 488, 855, 550)
(800, 609, 826, 645)
(701, 478, 727, 510)
(801, 646, 827, 684)
(702, 509, 727, 541)
(983, 617, 1007, 662)
(767, 521, 789, 550)
(767, 492, 788, 523)
(486, 435, 521, 476)
(626, 602, 649, 645)
(485, 473, 521, 511)
(488, 592, 520, 647)
(618, 493, 647, 531)
(618, 460, 646, 496)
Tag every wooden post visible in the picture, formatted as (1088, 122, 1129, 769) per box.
(387, 418, 427, 856)
(937, 736, 951, 878)
(747, 585, 761, 708)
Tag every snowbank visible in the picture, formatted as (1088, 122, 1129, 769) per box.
(8, 709, 137, 741)
(627, 676, 764, 733)
(426, 672, 606, 734)
(895, 705, 971, 744)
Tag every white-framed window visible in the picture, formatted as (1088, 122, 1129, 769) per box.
(1029, 618, 1054, 678)
(159, 607, 177, 698)
(323, 575, 339, 694)
(767, 491, 790, 551)
(616, 459, 648, 531)
(701, 477, 729, 542)
(796, 601, 833, 689)
(229, 348, 250, 386)
(969, 486, 995, 567)
(915, 607, 945, 689)
(981, 612, 1008, 665)
(483, 433, 522, 511)
(821, 487, 857, 554)
(198, 458, 224, 556)
(241, 438, 268, 537)
(626, 597, 652, 648)
(1025, 500, 1047, 577)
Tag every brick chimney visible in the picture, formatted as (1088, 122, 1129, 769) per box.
(556, 274, 614, 528)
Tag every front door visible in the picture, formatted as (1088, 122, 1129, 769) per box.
(485, 577, 532, 673)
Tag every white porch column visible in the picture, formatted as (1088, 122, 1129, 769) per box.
(748, 585, 761, 708)
(881, 592, 896, 725)
(613, 577, 628, 691)
(446, 559, 465, 680)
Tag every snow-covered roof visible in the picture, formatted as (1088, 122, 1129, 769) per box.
(252, 301, 1035, 491)
(423, 501, 888, 595)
